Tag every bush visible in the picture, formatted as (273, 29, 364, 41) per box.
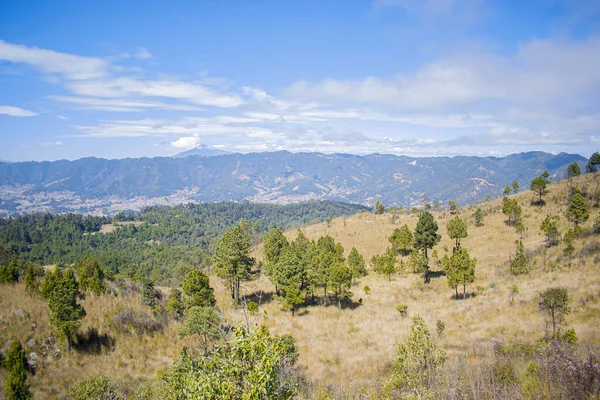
(109, 308, 162, 335)
(561, 328, 578, 344)
(396, 304, 408, 317)
(68, 374, 120, 400)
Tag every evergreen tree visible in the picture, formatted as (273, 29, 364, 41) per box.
(309, 235, 343, 305)
(24, 264, 36, 294)
(77, 256, 105, 295)
(566, 192, 590, 227)
(386, 315, 446, 397)
(503, 186, 511, 196)
(3, 340, 32, 400)
(328, 262, 353, 309)
(566, 162, 581, 179)
(179, 306, 221, 354)
(166, 288, 184, 318)
(512, 180, 520, 193)
(374, 200, 385, 215)
(273, 246, 305, 315)
(141, 280, 158, 307)
(444, 248, 475, 299)
(413, 212, 441, 283)
(446, 216, 468, 251)
(539, 287, 570, 339)
(0, 263, 19, 284)
(541, 215, 560, 247)
(371, 248, 397, 281)
(502, 198, 522, 226)
(448, 200, 458, 214)
(388, 224, 413, 256)
(181, 269, 216, 309)
(530, 172, 550, 205)
(347, 247, 367, 282)
(586, 152, 600, 173)
(262, 227, 289, 277)
(474, 207, 484, 227)
(509, 240, 530, 275)
(48, 268, 86, 350)
(40, 266, 63, 299)
(212, 222, 256, 302)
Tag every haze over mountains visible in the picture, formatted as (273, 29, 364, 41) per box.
(0, 150, 586, 216)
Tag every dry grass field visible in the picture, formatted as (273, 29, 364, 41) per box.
(1, 173, 599, 398)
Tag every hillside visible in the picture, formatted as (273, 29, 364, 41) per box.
(0, 151, 586, 216)
(1, 173, 599, 398)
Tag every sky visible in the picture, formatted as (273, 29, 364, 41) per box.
(1, 0, 600, 161)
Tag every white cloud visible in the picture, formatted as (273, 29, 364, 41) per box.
(171, 136, 201, 150)
(0, 106, 38, 117)
(135, 47, 153, 59)
(0, 40, 108, 80)
(50, 96, 204, 112)
(40, 141, 63, 147)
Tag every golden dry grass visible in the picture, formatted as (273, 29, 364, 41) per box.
(1, 174, 599, 398)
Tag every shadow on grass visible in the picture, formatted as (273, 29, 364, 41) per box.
(73, 327, 115, 354)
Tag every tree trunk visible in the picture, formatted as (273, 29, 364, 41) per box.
(323, 286, 327, 306)
(463, 281, 467, 299)
(455, 286, 458, 299)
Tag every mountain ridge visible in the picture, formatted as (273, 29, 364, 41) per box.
(0, 150, 588, 216)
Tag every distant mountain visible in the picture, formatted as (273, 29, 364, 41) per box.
(173, 145, 232, 158)
(0, 151, 587, 215)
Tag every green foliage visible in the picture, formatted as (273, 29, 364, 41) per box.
(181, 269, 215, 309)
(540, 215, 561, 247)
(166, 288, 184, 318)
(0, 202, 363, 285)
(409, 249, 428, 275)
(329, 262, 353, 309)
(262, 227, 289, 277)
(23, 264, 36, 294)
(0, 263, 19, 284)
(386, 315, 446, 397)
(503, 186, 511, 196)
(213, 222, 256, 302)
(566, 192, 590, 227)
(179, 306, 221, 354)
(363, 285, 371, 294)
(388, 224, 413, 256)
(530, 172, 550, 205)
(164, 326, 300, 399)
(371, 248, 397, 281)
(3, 340, 32, 400)
(247, 301, 259, 315)
(141, 281, 159, 308)
(78, 256, 105, 295)
(561, 328, 578, 344)
(413, 211, 441, 283)
(374, 199, 385, 215)
(444, 247, 476, 299)
(512, 180, 520, 193)
(520, 361, 544, 400)
(40, 266, 63, 299)
(509, 240, 531, 275)
(48, 268, 86, 349)
(396, 304, 408, 317)
(539, 287, 570, 338)
(586, 151, 600, 173)
(566, 162, 581, 179)
(446, 216, 468, 250)
(347, 247, 367, 282)
(68, 374, 120, 400)
(448, 200, 457, 214)
(474, 207, 484, 227)
(502, 198, 523, 226)
(563, 228, 576, 258)
(273, 245, 305, 315)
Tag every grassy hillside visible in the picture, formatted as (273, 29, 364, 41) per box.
(1, 173, 599, 398)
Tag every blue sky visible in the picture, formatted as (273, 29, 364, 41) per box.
(1, 0, 599, 161)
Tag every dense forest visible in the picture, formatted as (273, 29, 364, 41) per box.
(0, 201, 366, 284)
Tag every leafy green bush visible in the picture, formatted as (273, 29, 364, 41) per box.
(68, 374, 120, 400)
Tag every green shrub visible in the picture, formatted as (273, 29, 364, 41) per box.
(68, 374, 120, 400)
(396, 304, 408, 317)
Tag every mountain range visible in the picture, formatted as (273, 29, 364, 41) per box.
(0, 151, 587, 216)
(173, 145, 233, 159)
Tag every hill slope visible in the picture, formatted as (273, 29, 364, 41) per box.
(0, 151, 587, 215)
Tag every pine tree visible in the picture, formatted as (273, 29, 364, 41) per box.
(566, 162, 581, 179)
(444, 248, 475, 299)
(540, 215, 560, 247)
(182, 269, 216, 309)
(413, 212, 441, 283)
(530, 174, 549, 205)
(374, 200, 385, 214)
(388, 224, 413, 256)
(347, 247, 367, 283)
(539, 287, 570, 339)
(213, 222, 256, 302)
(179, 306, 221, 354)
(446, 216, 468, 251)
(474, 207, 484, 227)
(273, 246, 305, 315)
(566, 192, 590, 227)
(262, 227, 289, 277)
(3, 340, 32, 400)
(512, 180, 520, 193)
(509, 240, 530, 275)
(328, 262, 353, 309)
(502, 198, 522, 226)
(40, 267, 63, 299)
(77, 256, 105, 295)
(371, 248, 397, 281)
(48, 268, 86, 350)
(24, 264, 36, 294)
(0, 263, 19, 284)
(586, 152, 600, 173)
